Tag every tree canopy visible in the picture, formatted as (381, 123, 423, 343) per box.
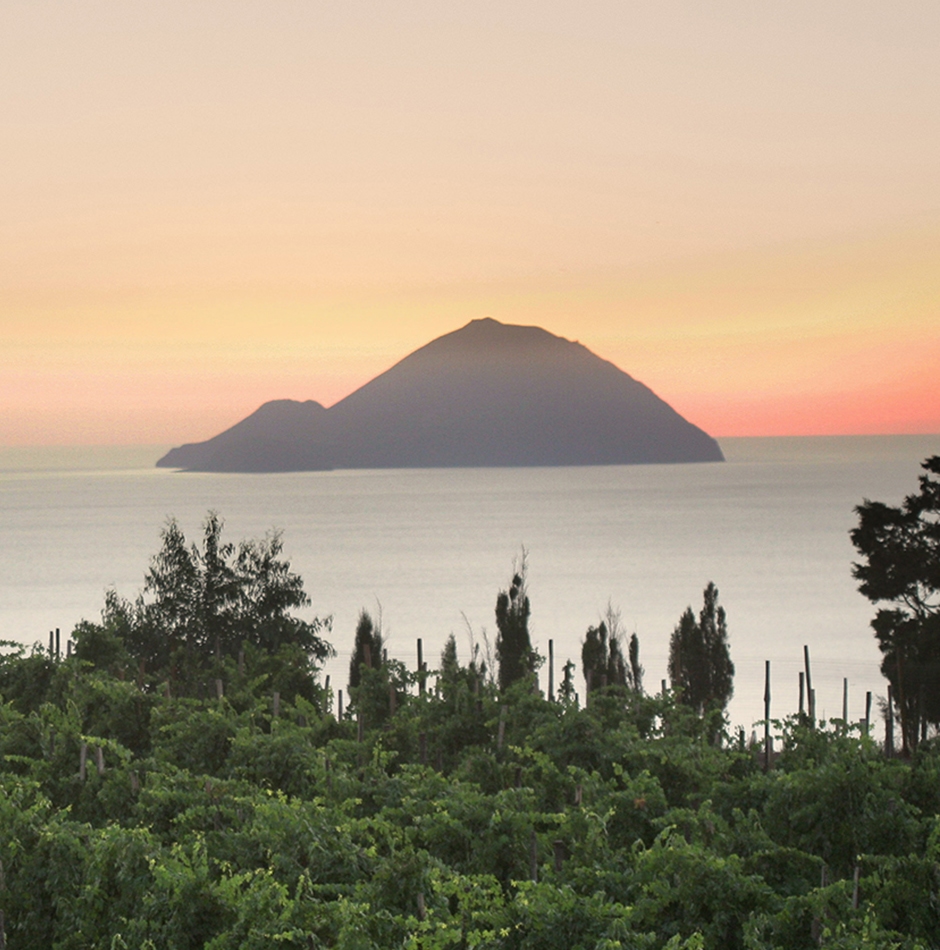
(0, 626, 935, 949)
(851, 455, 940, 751)
(73, 512, 333, 698)
(668, 582, 734, 719)
(348, 607, 383, 692)
(495, 554, 536, 691)
(581, 604, 643, 695)
(0, 514, 937, 948)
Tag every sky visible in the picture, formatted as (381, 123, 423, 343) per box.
(2, 1, 938, 445)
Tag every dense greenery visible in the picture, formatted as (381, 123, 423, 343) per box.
(0, 635, 937, 949)
(0, 512, 937, 948)
(852, 455, 940, 752)
(72, 514, 333, 706)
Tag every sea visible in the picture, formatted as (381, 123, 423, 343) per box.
(1, 435, 937, 733)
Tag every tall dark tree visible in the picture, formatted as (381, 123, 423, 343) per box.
(669, 607, 702, 705)
(628, 631, 644, 695)
(559, 658, 577, 703)
(348, 609, 383, 692)
(668, 582, 734, 717)
(581, 604, 641, 694)
(582, 621, 613, 693)
(495, 554, 535, 691)
(851, 455, 940, 751)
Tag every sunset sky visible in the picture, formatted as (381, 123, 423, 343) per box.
(2, 1, 938, 445)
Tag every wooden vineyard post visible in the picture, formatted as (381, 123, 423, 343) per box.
(886, 685, 894, 757)
(497, 705, 508, 750)
(799, 671, 805, 715)
(842, 678, 849, 726)
(272, 691, 280, 718)
(803, 645, 815, 725)
(96, 745, 105, 776)
(548, 639, 554, 702)
(338, 689, 344, 721)
(864, 691, 872, 736)
(764, 661, 772, 772)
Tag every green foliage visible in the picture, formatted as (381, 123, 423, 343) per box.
(71, 591, 132, 672)
(851, 456, 940, 752)
(71, 513, 333, 699)
(0, 642, 57, 715)
(668, 582, 734, 720)
(582, 604, 630, 696)
(582, 603, 644, 698)
(3, 519, 940, 949)
(348, 608, 383, 692)
(496, 554, 536, 691)
(1, 652, 938, 949)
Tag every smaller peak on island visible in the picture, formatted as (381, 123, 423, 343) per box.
(157, 319, 724, 472)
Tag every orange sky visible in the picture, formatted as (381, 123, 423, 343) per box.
(2, 2, 938, 445)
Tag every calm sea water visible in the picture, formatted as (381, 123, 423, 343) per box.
(1, 435, 937, 731)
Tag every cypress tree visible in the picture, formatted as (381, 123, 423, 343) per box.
(495, 558, 533, 691)
(348, 609, 383, 692)
(668, 582, 733, 716)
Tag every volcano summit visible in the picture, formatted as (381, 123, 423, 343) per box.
(157, 319, 723, 471)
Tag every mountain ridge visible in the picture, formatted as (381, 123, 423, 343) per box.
(157, 318, 724, 471)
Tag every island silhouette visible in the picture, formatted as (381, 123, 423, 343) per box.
(157, 318, 724, 471)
